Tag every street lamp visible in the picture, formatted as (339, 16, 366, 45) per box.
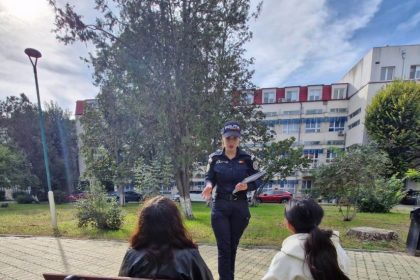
(24, 48, 57, 229)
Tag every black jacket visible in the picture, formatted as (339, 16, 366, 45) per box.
(119, 247, 213, 280)
(205, 148, 261, 194)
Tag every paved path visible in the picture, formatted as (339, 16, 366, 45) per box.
(0, 236, 419, 280)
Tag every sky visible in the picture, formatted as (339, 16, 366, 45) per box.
(0, 0, 419, 116)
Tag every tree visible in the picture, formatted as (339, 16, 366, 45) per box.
(0, 144, 37, 189)
(365, 81, 420, 175)
(49, 0, 267, 218)
(133, 156, 174, 198)
(0, 94, 79, 194)
(257, 137, 310, 181)
(313, 145, 391, 221)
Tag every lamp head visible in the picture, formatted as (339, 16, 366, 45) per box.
(24, 48, 42, 59)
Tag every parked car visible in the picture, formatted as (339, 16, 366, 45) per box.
(401, 189, 420, 205)
(257, 190, 292, 203)
(108, 191, 143, 202)
(65, 191, 88, 202)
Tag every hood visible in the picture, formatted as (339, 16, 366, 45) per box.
(281, 233, 308, 260)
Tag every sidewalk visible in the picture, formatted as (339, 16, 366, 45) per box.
(0, 236, 419, 280)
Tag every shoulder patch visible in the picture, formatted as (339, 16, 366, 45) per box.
(253, 160, 259, 170)
(208, 150, 223, 164)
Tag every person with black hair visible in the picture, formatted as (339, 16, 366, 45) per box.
(119, 196, 213, 280)
(262, 199, 350, 280)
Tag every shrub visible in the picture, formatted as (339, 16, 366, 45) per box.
(358, 176, 404, 213)
(53, 190, 67, 204)
(75, 184, 124, 230)
(15, 194, 33, 204)
(0, 190, 5, 201)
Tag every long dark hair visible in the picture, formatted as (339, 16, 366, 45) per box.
(130, 196, 197, 265)
(285, 199, 349, 280)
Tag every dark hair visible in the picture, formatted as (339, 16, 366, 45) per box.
(285, 199, 349, 280)
(130, 196, 197, 266)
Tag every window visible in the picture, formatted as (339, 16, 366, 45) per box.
(285, 89, 299, 102)
(409, 65, 420, 80)
(264, 112, 278, 117)
(330, 108, 348, 113)
(349, 108, 361, 119)
(348, 120, 360, 130)
(304, 141, 321, 146)
(326, 140, 345, 145)
(332, 88, 346, 99)
(308, 89, 321, 101)
(302, 180, 312, 190)
(283, 110, 301, 115)
(283, 122, 300, 134)
(306, 109, 323, 114)
(263, 90, 276, 104)
(280, 179, 298, 193)
(303, 149, 322, 168)
(380, 67, 395, 81)
(245, 92, 254, 104)
(329, 117, 346, 132)
(326, 149, 340, 162)
(305, 119, 321, 133)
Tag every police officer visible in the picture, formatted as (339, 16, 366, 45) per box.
(202, 121, 261, 280)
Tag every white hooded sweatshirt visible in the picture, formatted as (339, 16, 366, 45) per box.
(262, 233, 350, 280)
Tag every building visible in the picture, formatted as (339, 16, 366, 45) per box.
(246, 44, 420, 194)
(74, 44, 420, 194)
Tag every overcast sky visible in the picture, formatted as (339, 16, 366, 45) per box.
(0, 0, 419, 116)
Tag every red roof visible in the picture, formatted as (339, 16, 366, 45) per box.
(75, 100, 85, 116)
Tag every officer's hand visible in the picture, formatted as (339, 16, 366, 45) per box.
(235, 183, 248, 192)
(201, 184, 213, 201)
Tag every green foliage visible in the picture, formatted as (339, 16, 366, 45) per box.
(358, 176, 405, 213)
(133, 156, 173, 198)
(0, 95, 79, 193)
(0, 144, 37, 189)
(313, 144, 391, 221)
(257, 137, 310, 180)
(53, 190, 67, 204)
(75, 183, 125, 230)
(15, 194, 33, 204)
(405, 168, 420, 182)
(365, 81, 420, 175)
(49, 0, 267, 219)
(0, 190, 5, 201)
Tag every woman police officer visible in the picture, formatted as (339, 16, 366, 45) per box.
(201, 121, 261, 280)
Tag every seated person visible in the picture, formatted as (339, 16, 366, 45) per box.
(262, 199, 350, 280)
(119, 196, 213, 280)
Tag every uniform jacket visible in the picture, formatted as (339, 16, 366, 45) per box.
(262, 233, 350, 280)
(119, 247, 214, 280)
(205, 148, 261, 194)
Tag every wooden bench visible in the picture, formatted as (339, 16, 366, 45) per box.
(43, 272, 164, 280)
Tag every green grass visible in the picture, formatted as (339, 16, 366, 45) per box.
(0, 202, 411, 251)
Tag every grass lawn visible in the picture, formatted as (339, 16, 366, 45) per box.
(0, 202, 412, 251)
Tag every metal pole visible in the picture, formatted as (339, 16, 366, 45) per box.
(27, 52, 57, 229)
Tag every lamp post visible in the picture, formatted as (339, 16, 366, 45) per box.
(24, 48, 57, 229)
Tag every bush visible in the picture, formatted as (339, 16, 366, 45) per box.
(15, 194, 34, 204)
(358, 176, 404, 213)
(53, 190, 67, 204)
(75, 184, 124, 230)
(0, 190, 5, 201)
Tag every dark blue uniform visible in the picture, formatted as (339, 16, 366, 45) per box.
(205, 148, 261, 280)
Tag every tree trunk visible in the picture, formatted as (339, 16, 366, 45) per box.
(175, 167, 194, 219)
(118, 185, 125, 206)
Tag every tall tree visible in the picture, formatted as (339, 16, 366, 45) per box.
(49, 0, 266, 218)
(0, 94, 79, 193)
(365, 80, 420, 175)
(0, 144, 37, 189)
